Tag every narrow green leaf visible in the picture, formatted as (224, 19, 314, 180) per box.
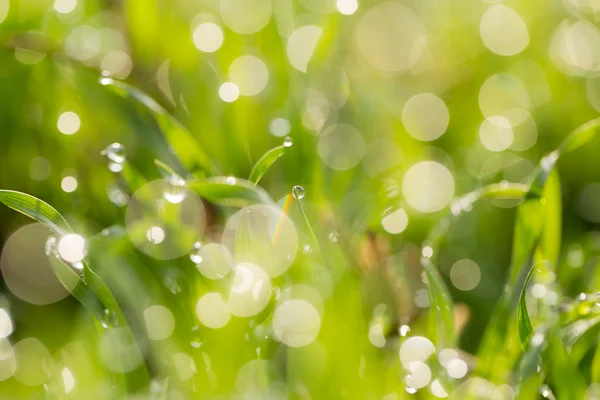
(189, 177, 274, 207)
(248, 145, 286, 184)
(515, 327, 546, 398)
(545, 328, 587, 399)
(0, 190, 71, 234)
(517, 264, 535, 346)
(102, 79, 217, 175)
(155, 159, 181, 180)
(121, 163, 147, 192)
(559, 117, 600, 154)
(564, 316, 600, 365)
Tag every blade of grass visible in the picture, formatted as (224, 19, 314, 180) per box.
(248, 145, 286, 185)
(189, 177, 275, 207)
(101, 79, 217, 175)
(0, 190, 71, 234)
(155, 159, 182, 180)
(517, 264, 536, 347)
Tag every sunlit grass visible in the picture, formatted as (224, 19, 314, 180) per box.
(3, 0, 600, 399)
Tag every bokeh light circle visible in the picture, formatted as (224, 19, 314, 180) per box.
(272, 299, 321, 347)
(1, 223, 76, 305)
(227, 263, 272, 317)
(222, 205, 298, 278)
(479, 73, 530, 124)
(318, 123, 365, 170)
(229, 55, 269, 96)
(354, 2, 427, 73)
(13, 338, 53, 386)
(402, 161, 455, 213)
(450, 259, 481, 291)
(402, 94, 450, 141)
(480, 5, 529, 56)
(479, 116, 514, 152)
(196, 292, 231, 329)
(195, 243, 233, 280)
(193, 22, 224, 53)
(220, 0, 272, 35)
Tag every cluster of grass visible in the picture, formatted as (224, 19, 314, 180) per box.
(4, 0, 600, 399)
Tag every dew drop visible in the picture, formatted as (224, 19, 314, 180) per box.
(283, 136, 293, 148)
(303, 244, 312, 254)
(292, 185, 305, 200)
(399, 325, 410, 337)
(163, 176, 187, 204)
(190, 241, 203, 264)
(108, 162, 123, 173)
(100, 309, 118, 329)
(99, 71, 113, 86)
(226, 176, 236, 185)
(328, 230, 339, 242)
(45, 235, 58, 257)
(101, 143, 126, 164)
(107, 184, 129, 207)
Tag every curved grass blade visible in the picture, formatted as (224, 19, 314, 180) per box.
(545, 327, 587, 399)
(248, 145, 286, 184)
(189, 177, 274, 208)
(0, 190, 71, 235)
(517, 265, 535, 346)
(0, 191, 129, 326)
(102, 79, 217, 175)
(121, 163, 147, 192)
(155, 159, 181, 180)
(564, 316, 600, 365)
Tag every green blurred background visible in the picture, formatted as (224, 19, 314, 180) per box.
(2, 0, 600, 398)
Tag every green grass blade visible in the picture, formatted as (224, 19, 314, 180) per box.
(248, 145, 286, 184)
(546, 328, 587, 399)
(515, 327, 546, 398)
(517, 265, 535, 347)
(154, 159, 181, 180)
(0, 190, 71, 234)
(102, 79, 217, 175)
(189, 177, 275, 207)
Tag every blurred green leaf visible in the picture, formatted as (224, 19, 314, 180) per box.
(189, 177, 274, 207)
(103, 80, 217, 175)
(546, 327, 587, 399)
(248, 145, 286, 184)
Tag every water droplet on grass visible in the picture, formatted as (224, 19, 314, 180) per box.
(101, 143, 126, 164)
(328, 230, 339, 242)
(283, 136, 293, 147)
(99, 71, 113, 86)
(292, 185, 305, 199)
(190, 241, 203, 264)
(226, 176, 236, 185)
(45, 235, 58, 257)
(164, 176, 187, 204)
(399, 325, 410, 337)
